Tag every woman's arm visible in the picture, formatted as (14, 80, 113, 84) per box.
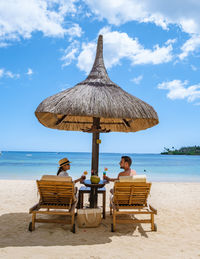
(74, 175, 86, 183)
(74, 178, 81, 183)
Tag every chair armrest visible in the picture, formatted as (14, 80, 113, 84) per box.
(149, 204, 157, 215)
(29, 203, 40, 213)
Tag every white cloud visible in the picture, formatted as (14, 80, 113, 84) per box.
(0, 42, 9, 47)
(61, 40, 80, 67)
(131, 75, 143, 85)
(191, 65, 197, 71)
(84, 0, 149, 26)
(0, 68, 20, 79)
(158, 79, 200, 102)
(85, 12, 92, 18)
(165, 39, 177, 45)
(84, 0, 200, 60)
(132, 44, 173, 65)
(0, 69, 4, 77)
(65, 23, 82, 40)
(0, 0, 81, 45)
(76, 28, 174, 73)
(84, 0, 200, 33)
(76, 41, 96, 73)
(179, 34, 200, 60)
(26, 68, 33, 76)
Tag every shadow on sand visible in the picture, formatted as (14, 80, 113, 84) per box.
(0, 212, 150, 248)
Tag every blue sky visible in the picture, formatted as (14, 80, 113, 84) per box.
(0, 0, 200, 153)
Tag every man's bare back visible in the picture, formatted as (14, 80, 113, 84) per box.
(118, 169, 136, 178)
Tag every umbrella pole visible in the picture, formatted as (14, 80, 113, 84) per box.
(90, 118, 100, 208)
(91, 117, 100, 175)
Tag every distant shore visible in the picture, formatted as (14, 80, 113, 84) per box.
(161, 153, 200, 155)
(0, 180, 200, 258)
(161, 146, 200, 155)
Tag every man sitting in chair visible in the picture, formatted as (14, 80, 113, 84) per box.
(104, 156, 136, 182)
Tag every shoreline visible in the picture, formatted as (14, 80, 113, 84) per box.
(0, 178, 200, 184)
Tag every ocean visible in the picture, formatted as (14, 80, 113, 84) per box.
(0, 151, 200, 182)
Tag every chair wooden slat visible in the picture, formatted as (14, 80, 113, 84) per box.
(110, 181, 157, 232)
(29, 177, 76, 233)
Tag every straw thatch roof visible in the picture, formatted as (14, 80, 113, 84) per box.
(35, 35, 159, 132)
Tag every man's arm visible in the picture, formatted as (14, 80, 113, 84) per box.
(105, 171, 127, 181)
(104, 175, 119, 182)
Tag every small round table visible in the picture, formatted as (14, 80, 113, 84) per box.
(83, 179, 107, 208)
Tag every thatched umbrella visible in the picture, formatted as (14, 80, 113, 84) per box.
(35, 35, 159, 174)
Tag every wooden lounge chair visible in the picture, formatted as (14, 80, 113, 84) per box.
(110, 181, 157, 232)
(29, 175, 77, 233)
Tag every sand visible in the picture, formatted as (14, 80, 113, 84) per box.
(0, 180, 200, 259)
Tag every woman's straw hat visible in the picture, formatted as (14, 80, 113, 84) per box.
(59, 158, 71, 167)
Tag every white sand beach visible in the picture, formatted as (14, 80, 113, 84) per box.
(0, 180, 200, 259)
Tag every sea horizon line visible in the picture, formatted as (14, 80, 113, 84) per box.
(1, 150, 161, 155)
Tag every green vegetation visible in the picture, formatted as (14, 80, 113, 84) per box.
(161, 146, 200, 155)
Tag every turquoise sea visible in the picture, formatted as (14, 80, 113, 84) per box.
(0, 151, 200, 182)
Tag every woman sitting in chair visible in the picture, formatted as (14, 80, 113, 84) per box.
(57, 158, 85, 183)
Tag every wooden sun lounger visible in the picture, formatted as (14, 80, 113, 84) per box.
(29, 177, 77, 233)
(110, 182, 157, 232)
